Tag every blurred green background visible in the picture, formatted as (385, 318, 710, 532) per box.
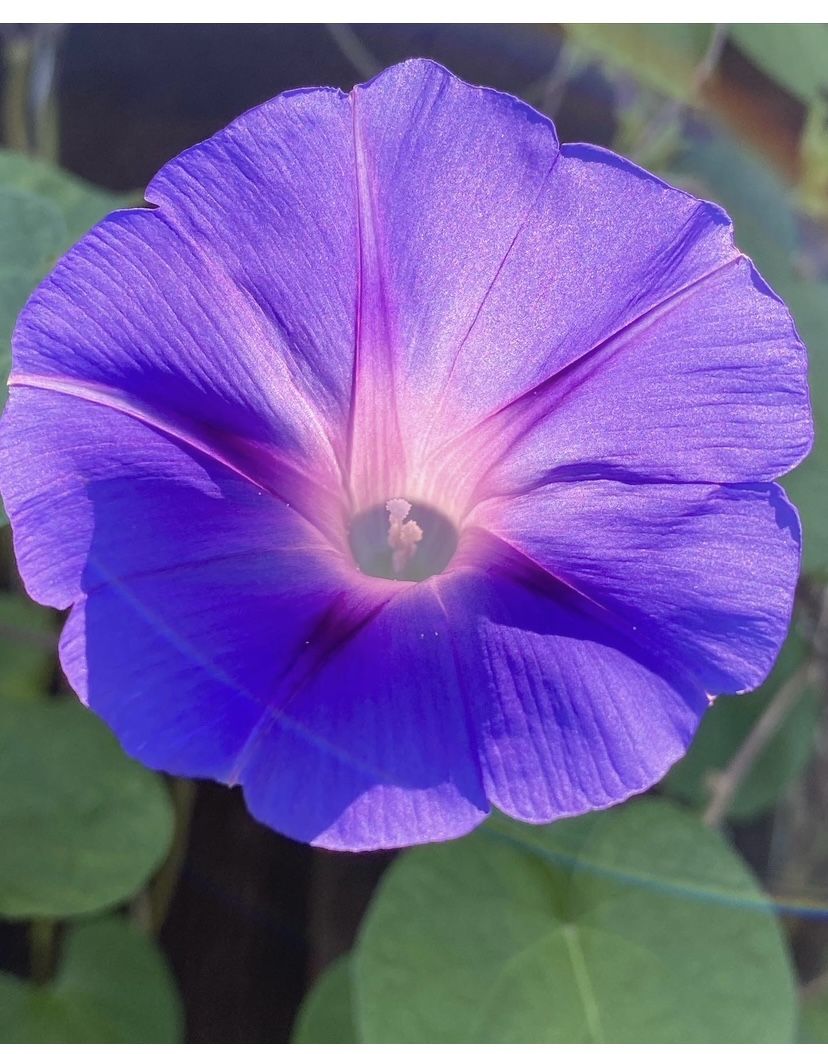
(1, 23, 828, 1043)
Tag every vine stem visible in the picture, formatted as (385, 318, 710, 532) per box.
(627, 23, 729, 164)
(703, 585, 828, 830)
(28, 26, 63, 162)
(702, 664, 817, 828)
(2, 27, 63, 160)
(147, 778, 197, 934)
(324, 24, 381, 79)
(2, 37, 31, 153)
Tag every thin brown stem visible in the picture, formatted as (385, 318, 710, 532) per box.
(324, 24, 381, 79)
(704, 585, 828, 829)
(148, 778, 197, 934)
(627, 23, 729, 164)
(2, 38, 31, 153)
(702, 664, 817, 828)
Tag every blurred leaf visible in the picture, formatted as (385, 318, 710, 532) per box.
(664, 627, 819, 819)
(354, 800, 796, 1042)
(0, 916, 183, 1041)
(0, 592, 56, 698)
(802, 989, 828, 1041)
(0, 698, 174, 919)
(800, 97, 828, 219)
(0, 266, 41, 356)
(565, 24, 716, 101)
(292, 956, 357, 1043)
(0, 150, 128, 249)
(0, 188, 66, 272)
(730, 25, 828, 105)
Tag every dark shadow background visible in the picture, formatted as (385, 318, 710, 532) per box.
(58, 24, 617, 192)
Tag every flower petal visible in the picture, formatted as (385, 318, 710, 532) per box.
(0, 387, 347, 774)
(1, 388, 487, 849)
(346, 59, 560, 506)
(239, 584, 488, 850)
(425, 144, 737, 434)
(422, 146, 810, 504)
(433, 534, 709, 823)
(11, 84, 360, 513)
(0, 60, 810, 853)
(62, 561, 488, 850)
(145, 84, 358, 458)
(478, 480, 801, 696)
(475, 261, 810, 498)
(0, 387, 326, 608)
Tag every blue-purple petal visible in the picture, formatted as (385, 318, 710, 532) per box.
(434, 535, 709, 821)
(0, 59, 812, 850)
(477, 481, 801, 696)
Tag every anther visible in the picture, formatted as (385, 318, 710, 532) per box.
(386, 498, 423, 575)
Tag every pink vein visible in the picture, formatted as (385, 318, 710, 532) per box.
(417, 145, 563, 460)
(8, 370, 340, 542)
(344, 87, 407, 498)
(425, 252, 743, 503)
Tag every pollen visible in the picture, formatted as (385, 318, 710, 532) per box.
(386, 498, 424, 575)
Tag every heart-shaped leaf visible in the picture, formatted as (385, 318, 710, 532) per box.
(354, 800, 796, 1042)
(292, 956, 357, 1044)
(0, 698, 174, 919)
(0, 916, 183, 1041)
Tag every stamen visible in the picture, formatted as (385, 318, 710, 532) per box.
(350, 500, 456, 582)
(386, 498, 423, 575)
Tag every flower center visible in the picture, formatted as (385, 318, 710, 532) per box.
(349, 497, 458, 582)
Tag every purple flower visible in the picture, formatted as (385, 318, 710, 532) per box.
(0, 60, 811, 850)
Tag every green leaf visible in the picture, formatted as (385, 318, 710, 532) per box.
(0, 150, 129, 249)
(0, 916, 183, 1041)
(800, 96, 828, 220)
(0, 188, 67, 273)
(0, 698, 174, 919)
(354, 800, 797, 1042)
(664, 627, 819, 819)
(730, 25, 828, 105)
(0, 592, 56, 699)
(293, 956, 358, 1043)
(565, 24, 716, 101)
(801, 990, 828, 1041)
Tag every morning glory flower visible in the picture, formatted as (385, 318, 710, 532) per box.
(0, 60, 811, 850)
